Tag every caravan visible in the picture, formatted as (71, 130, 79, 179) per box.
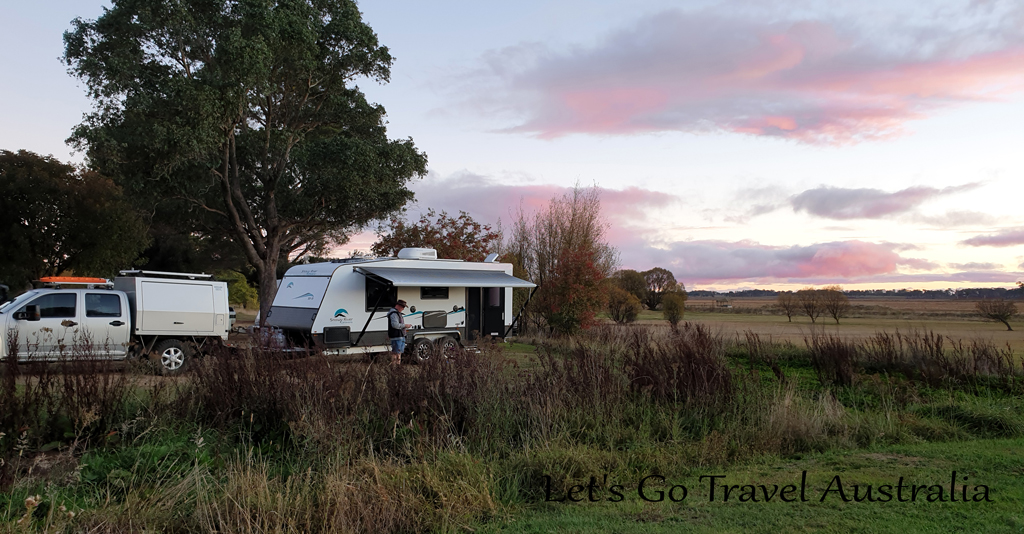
(265, 248, 535, 361)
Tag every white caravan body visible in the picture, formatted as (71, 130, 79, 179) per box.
(265, 250, 535, 355)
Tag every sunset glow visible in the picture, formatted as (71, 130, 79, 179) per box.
(2, 0, 1022, 291)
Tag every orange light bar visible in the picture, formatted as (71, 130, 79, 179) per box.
(39, 277, 110, 284)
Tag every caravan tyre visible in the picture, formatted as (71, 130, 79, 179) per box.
(152, 339, 192, 375)
(436, 336, 460, 359)
(411, 337, 435, 363)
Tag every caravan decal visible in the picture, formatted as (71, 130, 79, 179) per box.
(330, 308, 353, 324)
(293, 292, 315, 301)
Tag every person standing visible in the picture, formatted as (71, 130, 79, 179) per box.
(387, 299, 410, 365)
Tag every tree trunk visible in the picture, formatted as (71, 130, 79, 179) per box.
(257, 253, 280, 328)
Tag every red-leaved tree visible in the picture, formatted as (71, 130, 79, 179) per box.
(371, 209, 501, 261)
(507, 185, 618, 335)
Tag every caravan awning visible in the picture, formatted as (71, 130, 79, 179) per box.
(355, 266, 536, 288)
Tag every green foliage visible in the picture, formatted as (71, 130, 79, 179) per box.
(63, 0, 428, 317)
(611, 269, 648, 304)
(661, 290, 687, 326)
(0, 150, 150, 289)
(217, 270, 258, 308)
(642, 267, 682, 310)
(372, 209, 502, 261)
(4, 326, 1024, 532)
(606, 285, 642, 324)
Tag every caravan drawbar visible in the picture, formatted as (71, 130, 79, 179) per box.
(264, 248, 535, 360)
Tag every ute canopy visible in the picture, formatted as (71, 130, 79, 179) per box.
(354, 266, 535, 288)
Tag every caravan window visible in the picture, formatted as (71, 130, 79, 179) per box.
(421, 287, 449, 300)
(365, 277, 397, 312)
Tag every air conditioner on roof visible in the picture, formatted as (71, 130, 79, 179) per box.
(397, 248, 438, 260)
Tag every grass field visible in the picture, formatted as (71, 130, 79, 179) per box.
(3, 303, 1024, 533)
(484, 438, 1024, 533)
(626, 297, 1024, 351)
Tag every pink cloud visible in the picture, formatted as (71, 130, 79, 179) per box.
(407, 172, 683, 229)
(482, 9, 1024, 143)
(960, 227, 1024, 247)
(623, 239, 935, 285)
(332, 176, 1017, 287)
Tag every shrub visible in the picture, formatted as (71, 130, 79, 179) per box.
(217, 270, 258, 308)
(661, 291, 687, 327)
(807, 334, 856, 387)
(606, 286, 642, 324)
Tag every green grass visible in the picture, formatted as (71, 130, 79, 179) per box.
(483, 438, 1024, 533)
(5, 324, 1024, 532)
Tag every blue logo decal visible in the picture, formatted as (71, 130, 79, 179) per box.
(334, 308, 348, 318)
(294, 292, 314, 300)
(286, 282, 294, 289)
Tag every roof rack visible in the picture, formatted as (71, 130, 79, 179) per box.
(118, 270, 212, 280)
(35, 277, 114, 289)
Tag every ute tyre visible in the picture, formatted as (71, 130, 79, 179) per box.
(152, 339, 192, 376)
(411, 337, 435, 363)
(436, 336, 459, 359)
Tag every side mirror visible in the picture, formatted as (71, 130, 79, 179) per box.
(24, 305, 41, 321)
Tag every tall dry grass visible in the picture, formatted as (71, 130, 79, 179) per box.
(2, 325, 1023, 532)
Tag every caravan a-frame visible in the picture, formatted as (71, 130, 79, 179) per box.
(264, 248, 535, 360)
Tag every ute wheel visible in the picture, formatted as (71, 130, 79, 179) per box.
(152, 339, 192, 375)
(436, 336, 460, 359)
(410, 337, 435, 363)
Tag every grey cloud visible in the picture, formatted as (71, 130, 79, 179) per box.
(912, 210, 998, 228)
(789, 184, 981, 220)
(960, 227, 1024, 247)
(949, 262, 1001, 270)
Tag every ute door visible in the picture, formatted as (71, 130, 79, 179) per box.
(15, 292, 80, 361)
(82, 292, 130, 358)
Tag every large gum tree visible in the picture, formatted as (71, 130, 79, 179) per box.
(63, 0, 427, 319)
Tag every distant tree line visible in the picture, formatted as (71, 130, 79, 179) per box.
(691, 287, 1024, 300)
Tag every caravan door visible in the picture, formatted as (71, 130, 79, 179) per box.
(466, 288, 481, 340)
(482, 287, 504, 337)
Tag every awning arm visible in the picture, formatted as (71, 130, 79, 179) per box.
(504, 285, 539, 338)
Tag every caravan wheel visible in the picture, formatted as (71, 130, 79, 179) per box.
(411, 338, 435, 363)
(436, 336, 460, 358)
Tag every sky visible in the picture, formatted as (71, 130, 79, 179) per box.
(2, 0, 1023, 291)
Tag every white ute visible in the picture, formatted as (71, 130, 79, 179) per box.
(0, 271, 229, 374)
